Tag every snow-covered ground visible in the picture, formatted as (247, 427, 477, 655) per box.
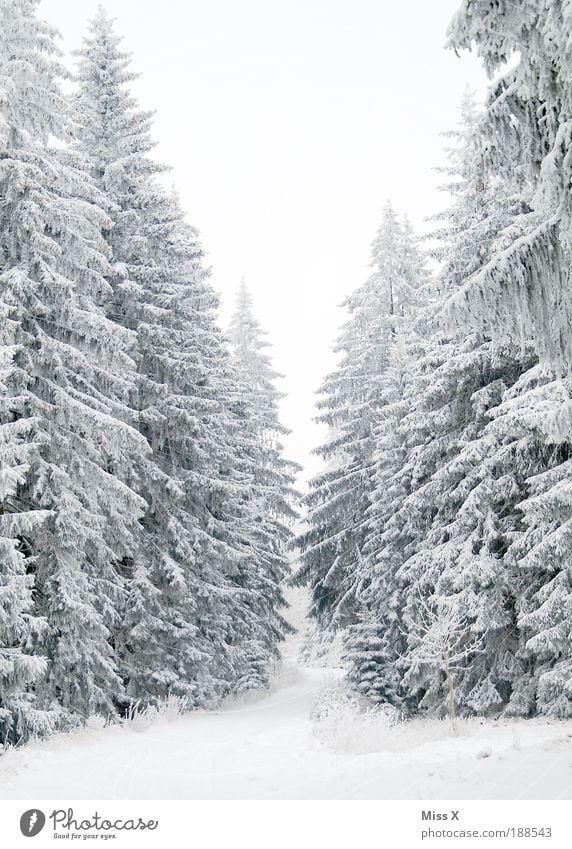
(1, 664, 572, 799)
(0, 592, 570, 800)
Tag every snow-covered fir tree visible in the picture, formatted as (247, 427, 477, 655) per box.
(73, 9, 293, 705)
(294, 203, 425, 650)
(0, 0, 149, 742)
(227, 278, 300, 653)
(387, 94, 536, 717)
(440, 0, 572, 718)
(363, 94, 541, 716)
(446, 0, 572, 371)
(341, 208, 428, 708)
(346, 86, 572, 720)
(228, 278, 300, 521)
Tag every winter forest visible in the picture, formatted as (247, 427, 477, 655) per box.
(1, 0, 572, 800)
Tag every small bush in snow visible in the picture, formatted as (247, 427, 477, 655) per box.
(123, 696, 193, 732)
(311, 679, 402, 754)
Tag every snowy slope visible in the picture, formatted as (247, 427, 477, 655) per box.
(1, 656, 571, 800)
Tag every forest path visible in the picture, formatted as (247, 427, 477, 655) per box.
(0, 665, 346, 800)
(1, 587, 571, 800)
(2, 652, 571, 800)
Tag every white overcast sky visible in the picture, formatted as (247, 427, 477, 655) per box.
(41, 0, 488, 485)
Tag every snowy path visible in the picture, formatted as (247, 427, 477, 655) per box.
(1, 660, 572, 800)
(0, 666, 342, 800)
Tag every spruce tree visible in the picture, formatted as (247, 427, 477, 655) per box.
(294, 203, 424, 647)
(340, 209, 427, 707)
(392, 94, 533, 716)
(443, 0, 572, 718)
(0, 0, 149, 741)
(74, 9, 293, 704)
(344, 95, 540, 716)
(228, 278, 300, 524)
(447, 0, 572, 371)
(227, 279, 300, 664)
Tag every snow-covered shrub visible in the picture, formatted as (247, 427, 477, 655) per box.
(311, 677, 402, 755)
(122, 695, 193, 732)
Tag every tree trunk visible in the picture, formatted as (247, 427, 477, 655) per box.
(443, 654, 457, 732)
